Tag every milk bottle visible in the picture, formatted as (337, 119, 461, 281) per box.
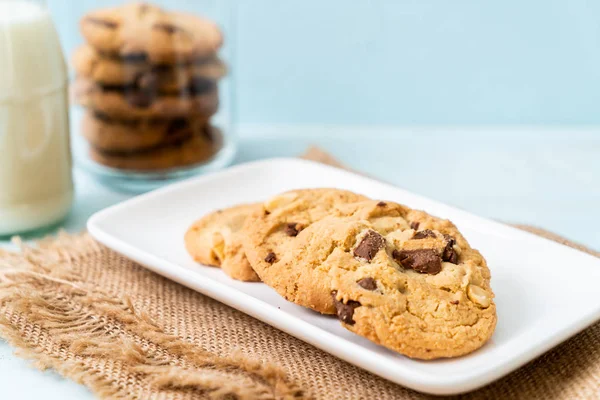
(0, 0, 73, 235)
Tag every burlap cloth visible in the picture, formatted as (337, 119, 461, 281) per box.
(1, 148, 599, 399)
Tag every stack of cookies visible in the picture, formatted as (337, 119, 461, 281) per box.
(185, 188, 498, 360)
(72, 2, 226, 171)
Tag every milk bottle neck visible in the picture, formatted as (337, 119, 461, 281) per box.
(0, 0, 66, 100)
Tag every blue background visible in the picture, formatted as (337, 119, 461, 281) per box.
(49, 0, 600, 126)
(43, 0, 600, 249)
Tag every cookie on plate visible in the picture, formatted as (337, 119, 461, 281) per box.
(72, 45, 227, 92)
(89, 125, 221, 171)
(296, 212, 496, 359)
(81, 111, 210, 152)
(185, 204, 261, 282)
(244, 196, 418, 314)
(73, 77, 219, 120)
(241, 189, 371, 310)
(80, 3, 223, 63)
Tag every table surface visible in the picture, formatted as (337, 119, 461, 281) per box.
(1, 126, 599, 398)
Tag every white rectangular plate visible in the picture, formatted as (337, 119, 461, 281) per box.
(88, 158, 600, 395)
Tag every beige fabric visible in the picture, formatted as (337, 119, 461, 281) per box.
(0, 147, 597, 399)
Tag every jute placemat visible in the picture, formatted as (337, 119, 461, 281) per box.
(0, 148, 599, 399)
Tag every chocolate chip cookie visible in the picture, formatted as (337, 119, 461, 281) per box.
(185, 204, 261, 282)
(82, 111, 210, 152)
(244, 196, 422, 313)
(73, 77, 219, 119)
(242, 189, 374, 310)
(306, 213, 496, 359)
(90, 125, 221, 171)
(72, 46, 227, 92)
(80, 3, 223, 64)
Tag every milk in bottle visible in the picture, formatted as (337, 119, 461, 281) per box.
(0, 0, 73, 235)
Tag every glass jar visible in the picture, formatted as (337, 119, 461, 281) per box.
(0, 0, 74, 236)
(64, 1, 236, 193)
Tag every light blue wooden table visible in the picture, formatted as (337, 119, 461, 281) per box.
(0, 126, 599, 398)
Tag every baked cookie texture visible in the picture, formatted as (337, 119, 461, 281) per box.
(72, 46, 227, 91)
(285, 202, 496, 359)
(89, 125, 221, 171)
(185, 204, 260, 282)
(80, 2, 223, 63)
(188, 188, 496, 359)
(81, 112, 210, 152)
(241, 189, 371, 310)
(73, 77, 219, 120)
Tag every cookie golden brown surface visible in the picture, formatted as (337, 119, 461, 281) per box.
(81, 112, 210, 152)
(72, 46, 227, 92)
(89, 125, 221, 171)
(80, 3, 223, 63)
(191, 188, 496, 359)
(241, 189, 370, 311)
(186, 204, 261, 282)
(289, 206, 496, 359)
(73, 77, 219, 120)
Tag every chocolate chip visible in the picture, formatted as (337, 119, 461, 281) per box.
(447, 251, 458, 264)
(121, 53, 148, 62)
(264, 252, 276, 263)
(125, 90, 154, 108)
(442, 234, 459, 264)
(412, 229, 436, 240)
(151, 64, 172, 74)
(353, 230, 385, 261)
(284, 222, 301, 237)
(136, 73, 158, 92)
(86, 17, 118, 29)
(450, 300, 459, 305)
(166, 119, 188, 135)
(153, 22, 185, 35)
(410, 221, 420, 230)
(93, 111, 139, 127)
(376, 201, 387, 207)
(99, 82, 133, 92)
(93, 111, 113, 123)
(331, 291, 361, 325)
(189, 77, 216, 95)
(357, 277, 377, 291)
(393, 249, 442, 274)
